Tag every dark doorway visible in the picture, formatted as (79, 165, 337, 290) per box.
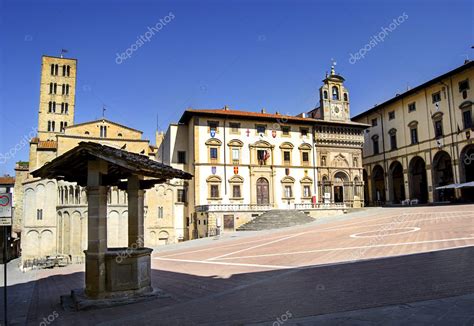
(363, 169, 369, 206)
(460, 145, 474, 201)
(389, 161, 405, 204)
(372, 165, 386, 204)
(409, 156, 428, 203)
(223, 214, 235, 231)
(432, 151, 454, 202)
(334, 186, 344, 203)
(256, 177, 270, 205)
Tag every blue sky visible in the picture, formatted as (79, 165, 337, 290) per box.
(0, 0, 472, 175)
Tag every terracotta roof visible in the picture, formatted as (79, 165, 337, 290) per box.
(0, 176, 15, 185)
(38, 140, 58, 149)
(180, 108, 316, 124)
(32, 142, 192, 187)
(180, 108, 369, 127)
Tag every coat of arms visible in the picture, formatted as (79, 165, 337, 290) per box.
(211, 166, 216, 174)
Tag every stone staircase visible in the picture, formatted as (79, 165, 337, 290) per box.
(236, 209, 315, 231)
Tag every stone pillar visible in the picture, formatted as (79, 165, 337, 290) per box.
(128, 175, 144, 248)
(85, 160, 108, 298)
(403, 170, 410, 200)
(426, 167, 434, 203)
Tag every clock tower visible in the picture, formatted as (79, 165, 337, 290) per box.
(319, 63, 350, 122)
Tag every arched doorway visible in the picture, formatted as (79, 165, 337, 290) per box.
(432, 151, 454, 202)
(256, 177, 269, 205)
(333, 172, 349, 203)
(460, 144, 474, 201)
(389, 161, 405, 204)
(372, 165, 386, 204)
(409, 156, 428, 203)
(363, 169, 369, 206)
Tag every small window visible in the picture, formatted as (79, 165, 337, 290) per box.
(210, 147, 218, 160)
(410, 127, 418, 145)
(390, 133, 397, 150)
(51, 121, 55, 132)
(303, 185, 311, 197)
(323, 90, 328, 99)
(85, 131, 90, 135)
(408, 102, 416, 112)
(283, 151, 291, 163)
(256, 125, 266, 134)
(232, 148, 239, 162)
(177, 189, 186, 203)
(178, 151, 186, 164)
(117, 133, 123, 137)
(232, 185, 241, 198)
(284, 185, 293, 198)
(36, 209, 43, 220)
(372, 136, 379, 154)
(100, 125, 107, 138)
(371, 118, 378, 127)
(462, 110, 472, 129)
(208, 121, 218, 134)
(300, 128, 309, 136)
(388, 111, 395, 120)
(210, 185, 219, 198)
(434, 120, 443, 138)
(459, 79, 469, 92)
(62, 65, 66, 76)
(282, 126, 290, 135)
(157, 207, 164, 219)
(229, 122, 240, 133)
(257, 149, 268, 165)
(343, 93, 348, 101)
(432, 92, 441, 103)
(302, 152, 309, 163)
(66, 65, 71, 77)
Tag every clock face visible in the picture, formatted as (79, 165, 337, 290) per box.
(331, 103, 343, 118)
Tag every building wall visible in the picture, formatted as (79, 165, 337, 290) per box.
(354, 62, 474, 205)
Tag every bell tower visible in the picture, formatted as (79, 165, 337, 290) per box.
(37, 55, 77, 140)
(319, 61, 350, 122)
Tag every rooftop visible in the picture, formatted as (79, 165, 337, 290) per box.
(352, 60, 474, 120)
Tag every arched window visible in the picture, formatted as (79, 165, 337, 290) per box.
(66, 84, 69, 95)
(332, 86, 339, 100)
(52, 121, 55, 131)
(47, 121, 52, 131)
(48, 101, 52, 113)
(343, 93, 348, 101)
(66, 65, 70, 76)
(65, 103, 68, 114)
(323, 90, 328, 99)
(49, 83, 53, 94)
(52, 101, 56, 113)
(62, 65, 66, 76)
(50, 64, 55, 75)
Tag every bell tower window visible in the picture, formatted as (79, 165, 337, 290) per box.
(332, 86, 339, 100)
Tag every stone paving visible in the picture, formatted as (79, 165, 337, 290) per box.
(0, 205, 473, 325)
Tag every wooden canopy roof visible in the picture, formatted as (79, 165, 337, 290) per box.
(31, 142, 192, 188)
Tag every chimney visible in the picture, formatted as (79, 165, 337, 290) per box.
(155, 131, 165, 148)
(261, 108, 266, 113)
(223, 105, 229, 111)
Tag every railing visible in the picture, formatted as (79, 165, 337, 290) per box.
(294, 203, 348, 209)
(195, 204, 273, 212)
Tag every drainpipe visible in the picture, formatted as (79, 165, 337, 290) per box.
(440, 80, 458, 183)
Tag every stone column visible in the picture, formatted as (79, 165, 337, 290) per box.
(85, 160, 108, 298)
(127, 175, 144, 248)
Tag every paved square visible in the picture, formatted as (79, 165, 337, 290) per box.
(2, 205, 473, 325)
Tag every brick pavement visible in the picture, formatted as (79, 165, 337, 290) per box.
(1, 205, 473, 325)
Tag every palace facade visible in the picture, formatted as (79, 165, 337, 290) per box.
(159, 66, 368, 238)
(353, 60, 474, 205)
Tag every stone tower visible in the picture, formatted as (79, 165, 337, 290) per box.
(37, 55, 77, 140)
(319, 63, 350, 122)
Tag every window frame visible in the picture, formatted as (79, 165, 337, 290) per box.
(408, 102, 416, 112)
